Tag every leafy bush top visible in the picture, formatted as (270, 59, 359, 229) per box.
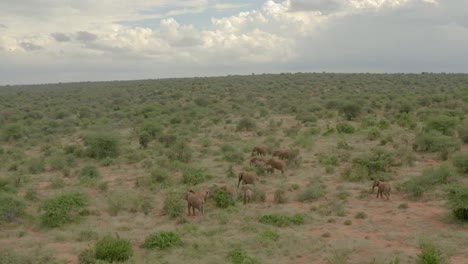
(40, 192, 89, 227)
(84, 132, 120, 159)
(259, 213, 305, 227)
(94, 235, 133, 263)
(446, 185, 468, 222)
(140, 231, 182, 250)
(0, 192, 26, 222)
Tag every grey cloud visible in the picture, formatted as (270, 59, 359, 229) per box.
(51, 32, 71, 42)
(76, 31, 97, 42)
(293, 1, 468, 73)
(19, 42, 42, 51)
(171, 37, 203, 47)
(290, 0, 341, 14)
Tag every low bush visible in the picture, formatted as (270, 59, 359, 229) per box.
(445, 185, 468, 222)
(261, 230, 280, 241)
(182, 167, 210, 185)
(227, 247, 260, 264)
(452, 152, 468, 174)
(414, 130, 460, 158)
(259, 213, 305, 227)
(336, 122, 355, 134)
(416, 241, 448, 264)
(26, 158, 45, 174)
(163, 192, 184, 218)
(0, 193, 26, 222)
(84, 132, 120, 159)
(352, 147, 395, 178)
(79, 165, 100, 180)
(273, 189, 287, 204)
(212, 188, 235, 208)
(297, 181, 325, 202)
(40, 192, 89, 227)
(425, 115, 458, 136)
(236, 117, 257, 131)
(401, 165, 453, 199)
(140, 231, 182, 250)
(94, 235, 133, 263)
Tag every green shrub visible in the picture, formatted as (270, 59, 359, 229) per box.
(2, 123, 24, 141)
(295, 112, 317, 124)
(416, 241, 448, 264)
(140, 231, 182, 250)
(84, 132, 120, 159)
(401, 165, 453, 199)
(78, 248, 96, 264)
(26, 158, 45, 174)
(458, 122, 468, 143)
(182, 167, 210, 185)
(367, 127, 381, 140)
(40, 192, 89, 227)
(140, 120, 162, 139)
(453, 153, 468, 174)
(150, 168, 170, 185)
(48, 154, 67, 171)
(354, 212, 367, 219)
(259, 214, 304, 227)
(79, 165, 100, 180)
(425, 115, 458, 136)
(227, 247, 260, 264)
(0, 193, 25, 222)
(336, 122, 355, 134)
(261, 230, 280, 241)
(352, 147, 395, 177)
(167, 141, 192, 163)
(273, 189, 287, 204)
(0, 248, 59, 264)
(212, 188, 234, 208)
(297, 181, 325, 202)
(236, 118, 257, 131)
(339, 103, 361, 120)
(414, 131, 460, 157)
(94, 235, 133, 263)
(139, 132, 151, 148)
(163, 192, 184, 218)
(343, 219, 352, 225)
(446, 185, 468, 222)
(220, 144, 244, 164)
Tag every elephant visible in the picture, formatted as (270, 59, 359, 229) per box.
(252, 145, 267, 156)
(250, 156, 268, 167)
(266, 159, 286, 174)
(272, 149, 291, 160)
(265, 165, 274, 174)
(183, 190, 207, 216)
(372, 180, 391, 200)
(237, 171, 258, 188)
(241, 184, 254, 204)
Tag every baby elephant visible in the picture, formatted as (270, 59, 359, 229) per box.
(241, 184, 254, 204)
(183, 190, 208, 216)
(372, 180, 391, 200)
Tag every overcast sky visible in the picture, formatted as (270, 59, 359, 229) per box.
(1, 0, 467, 85)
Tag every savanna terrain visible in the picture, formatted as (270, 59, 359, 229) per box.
(1, 73, 468, 264)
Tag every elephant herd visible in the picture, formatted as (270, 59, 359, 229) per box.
(183, 146, 392, 217)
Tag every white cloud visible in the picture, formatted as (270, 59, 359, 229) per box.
(0, 0, 466, 85)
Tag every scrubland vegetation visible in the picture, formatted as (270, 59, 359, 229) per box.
(1, 73, 468, 263)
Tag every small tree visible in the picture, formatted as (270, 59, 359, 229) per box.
(339, 103, 361, 121)
(84, 132, 120, 159)
(94, 235, 133, 263)
(446, 185, 468, 222)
